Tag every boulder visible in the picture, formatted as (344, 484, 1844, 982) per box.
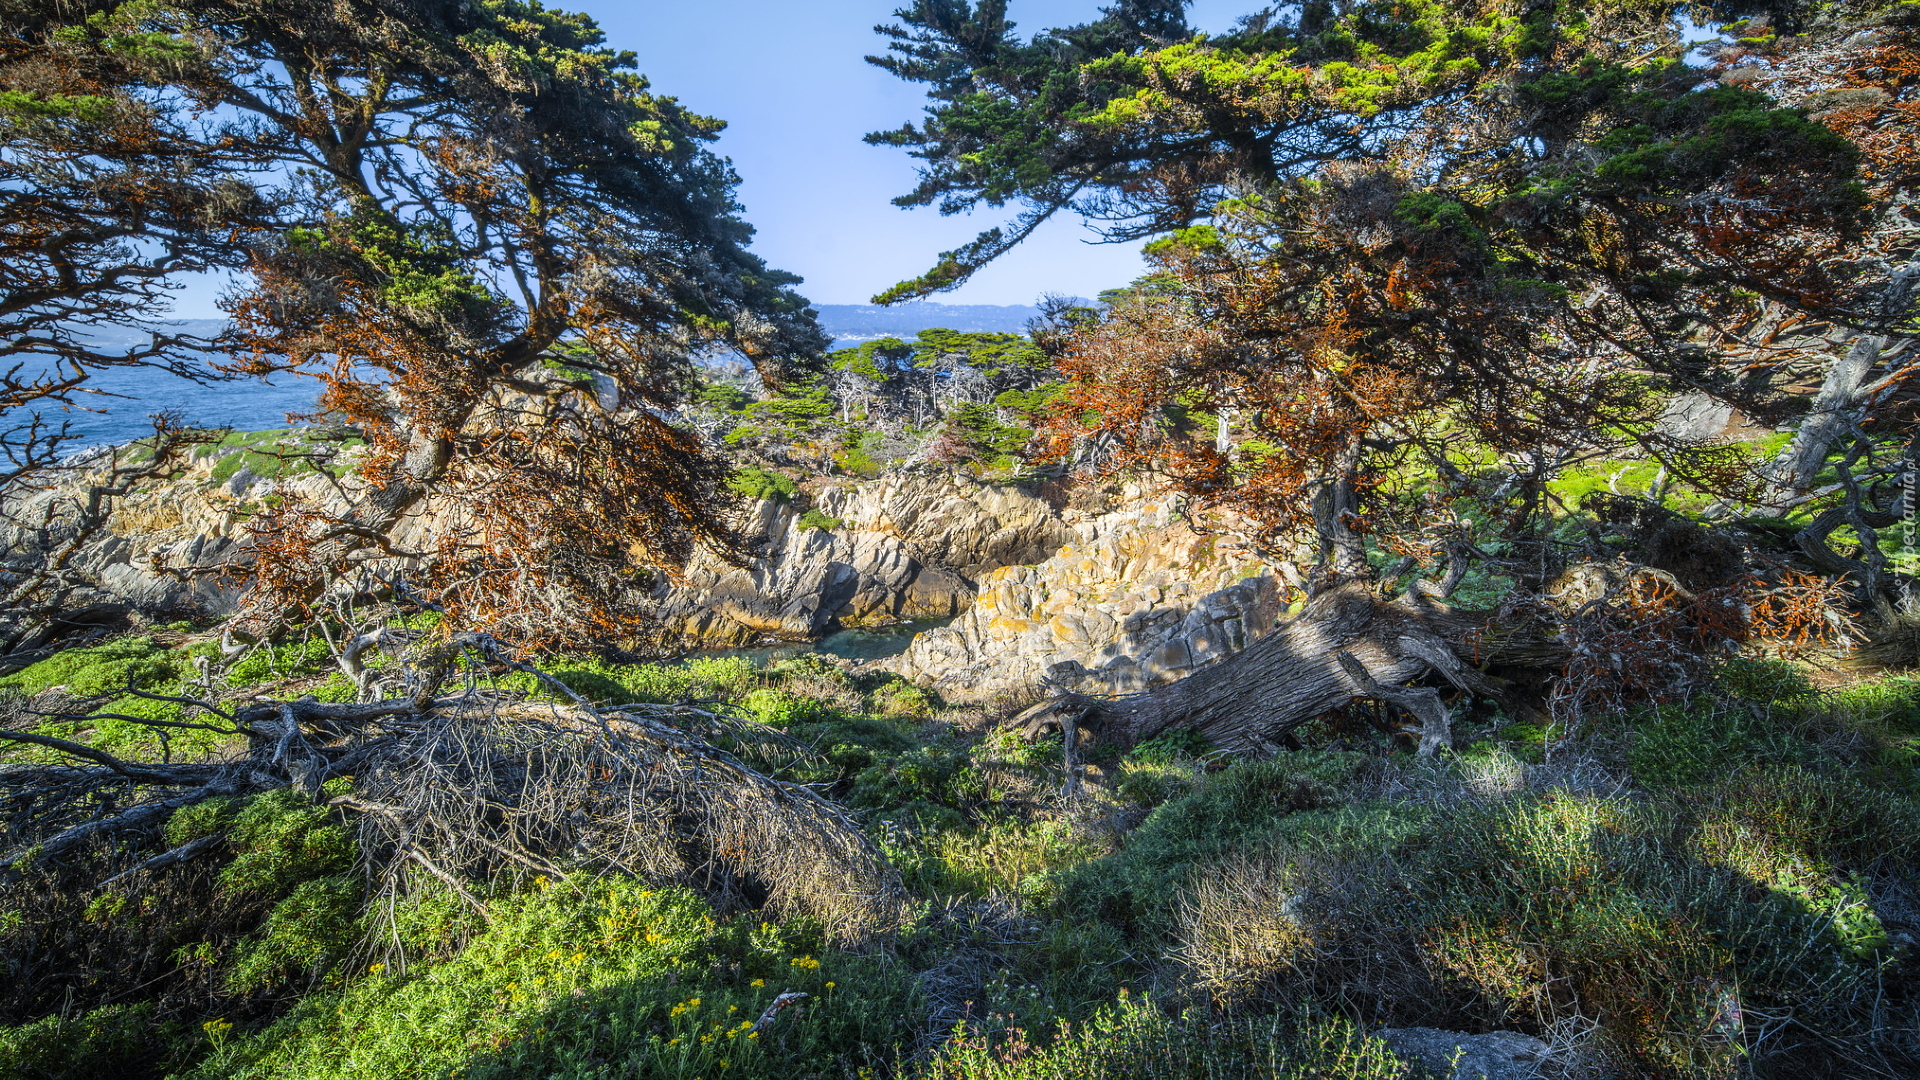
(885, 489, 1286, 699)
(652, 472, 1075, 648)
(1374, 1028, 1550, 1080)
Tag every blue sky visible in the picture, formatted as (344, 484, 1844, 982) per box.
(169, 1, 1250, 317)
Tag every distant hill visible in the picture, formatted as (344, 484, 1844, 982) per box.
(66, 319, 229, 349)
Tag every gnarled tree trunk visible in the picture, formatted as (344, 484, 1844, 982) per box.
(1092, 584, 1500, 756)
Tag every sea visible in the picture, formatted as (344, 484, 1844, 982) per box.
(39, 303, 1042, 450)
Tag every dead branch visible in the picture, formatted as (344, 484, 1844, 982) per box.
(1334, 650, 1452, 756)
(1, 646, 907, 940)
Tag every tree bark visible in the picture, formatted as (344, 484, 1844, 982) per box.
(1754, 260, 1919, 513)
(1094, 584, 1497, 755)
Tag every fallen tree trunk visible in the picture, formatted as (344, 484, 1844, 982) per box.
(1089, 584, 1504, 756)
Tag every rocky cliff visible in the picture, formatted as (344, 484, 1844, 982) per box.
(885, 491, 1288, 699)
(12, 440, 1292, 700)
(653, 473, 1074, 647)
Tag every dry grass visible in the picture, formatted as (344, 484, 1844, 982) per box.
(1173, 844, 1332, 1002)
(347, 698, 910, 944)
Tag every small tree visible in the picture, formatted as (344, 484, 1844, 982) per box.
(875, 0, 1909, 585)
(18, 0, 829, 644)
(0, 5, 264, 661)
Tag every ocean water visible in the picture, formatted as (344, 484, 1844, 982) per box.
(44, 339, 853, 450)
(42, 303, 1043, 450)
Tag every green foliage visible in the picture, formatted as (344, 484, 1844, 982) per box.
(219, 789, 355, 897)
(923, 997, 1409, 1080)
(829, 336, 913, 381)
(796, 508, 844, 531)
(228, 876, 362, 992)
(980, 725, 1063, 769)
(1391, 191, 1487, 248)
(782, 715, 920, 788)
(1055, 754, 1365, 928)
(190, 880, 917, 1080)
(725, 379, 837, 449)
(0, 635, 179, 699)
(0, 1004, 160, 1080)
(1387, 779, 1915, 1075)
(1629, 699, 1810, 787)
(194, 429, 364, 484)
(1113, 760, 1198, 808)
(225, 635, 336, 687)
(850, 743, 983, 811)
(739, 687, 827, 728)
(694, 380, 753, 413)
(166, 795, 242, 847)
(0, 635, 223, 755)
(727, 466, 799, 503)
(893, 817, 1106, 900)
(1124, 729, 1211, 764)
(1716, 657, 1817, 703)
(499, 654, 759, 707)
(870, 678, 938, 719)
(0, 89, 113, 123)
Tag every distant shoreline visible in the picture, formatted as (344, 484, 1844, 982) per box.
(46, 304, 1049, 449)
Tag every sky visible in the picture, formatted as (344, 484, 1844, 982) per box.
(169, 0, 1251, 318)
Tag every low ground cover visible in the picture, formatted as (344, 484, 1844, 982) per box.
(3, 626, 1917, 1079)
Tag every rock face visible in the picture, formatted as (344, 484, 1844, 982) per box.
(3, 446, 319, 621)
(1373, 1028, 1550, 1080)
(653, 473, 1075, 648)
(886, 492, 1286, 700)
(13, 442, 1289, 701)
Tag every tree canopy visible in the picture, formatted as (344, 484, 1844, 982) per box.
(874, 0, 1919, 584)
(2, 0, 830, 644)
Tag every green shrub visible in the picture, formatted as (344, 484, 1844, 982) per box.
(835, 444, 885, 477)
(499, 653, 759, 707)
(190, 880, 917, 1080)
(0, 1003, 160, 1080)
(980, 725, 1062, 769)
(220, 789, 355, 896)
(225, 635, 336, 687)
(166, 795, 243, 846)
(1628, 698, 1812, 787)
(1716, 658, 1815, 703)
(872, 681, 938, 719)
(740, 687, 826, 727)
(1124, 729, 1210, 764)
(781, 715, 922, 792)
(0, 636, 180, 698)
(918, 997, 1409, 1080)
(0, 635, 228, 755)
(1403, 788, 1907, 1076)
(1113, 760, 1197, 808)
(726, 466, 799, 503)
(1055, 754, 1363, 929)
(851, 744, 982, 811)
(796, 508, 844, 531)
(228, 875, 363, 992)
(911, 817, 1106, 899)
